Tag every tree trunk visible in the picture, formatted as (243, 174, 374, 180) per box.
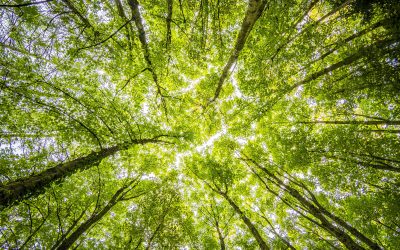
(0, 137, 163, 208)
(288, 38, 395, 93)
(270, 0, 351, 61)
(61, 0, 92, 28)
(56, 201, 117, 249)
(166, 0, 173, 49)
(309, 17, 389, 65)
(114, 0, 134, 51)
(220, 192, 269, 250)
(211, 0, 267, 102)
(216, 224, 226, 250)
(326, 155, 400, 173)
(259, 213, 296, 250)
(55, 180, 138, 249)
(294, 172, 382, 249)
(279, 182, 365, 250)
(300, 120, 400, 126)
(245, 158, 368, 250)
(321, 209, 382, 250)
(128, 0, 163, 95)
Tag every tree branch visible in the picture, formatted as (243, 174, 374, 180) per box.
(0, 0, 52, 8)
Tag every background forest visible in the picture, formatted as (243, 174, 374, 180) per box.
(0, 0, 399, 249)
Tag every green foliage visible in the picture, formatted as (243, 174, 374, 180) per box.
(0, 0, 399, 248)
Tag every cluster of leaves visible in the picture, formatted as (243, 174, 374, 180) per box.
(0, 0, 399, 249)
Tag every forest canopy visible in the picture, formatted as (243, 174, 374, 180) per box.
(0, 0, 399, 249)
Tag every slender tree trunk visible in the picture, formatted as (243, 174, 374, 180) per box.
(0, 137, 164, 208)
(244, 158, 369, 250)
(259, 213, 296, 250)
(299, 120, 400, 125)
(292, 0, 319, 29)
(355, 161, 399, 173)
(55, 180, 139, 249)
(263, 39, 395, 113)
(321, 210, 382, 250)
(211, 0, 267, 102)
(296, 174, 382, 250)
(220, 192, 269, 250)
(356, 153, 400, 164)
(56, 202, 116, 250)
(368, 130, 400, 134)
(128, 0, 168, 114)
(278, 183, 365, 250)
(270, 0, 350, 61)
(145, 215, 166, 250)
(308, 16, 391, 65)
(51, 209, 87, 250)
(128, 0, 163, 95)
(114, 0, 134, 51)
(326, 155, 400, 173)
(290, 38, 395, 92)
(166, 0, 173, 49)
(216, 223, 226, 250)
(61, 0, 92, 28)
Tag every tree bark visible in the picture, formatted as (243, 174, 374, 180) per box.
(166, 0, 173, 49)
(61, 0, 92, 28)
(245, 158, 369, 250)
(270, 0, 351, 61)
(309, 17, 389, 65)
(321, 209, 382, 250)
(211, 0, 267, 103)
(128, 0, 163, 96)
(278, 183, 365, 250)
(325, 155, 400, 173)
(288, 38, 395, 92)
(259, 213, 296, 250)
(220, 192, 269, 250)
(114, 0, 135, 51)
(0, 137, 164, 208)
(55, 180, 140, 249)
(299, 120, 400, 126)
(216, 222, 226, 250)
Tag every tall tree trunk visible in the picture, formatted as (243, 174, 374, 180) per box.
(166, 0, 173, 49)
(270, 0, 351, 61)
(0, 137, 164, 208)
(145, 211, 168, 250)
(220, 192, 269, 250)
(276, 183, 365, 250)
(61, 0, 92, 28)
(128, 0, 168, 115)
(321, 209, 382, 250)
(55, 180, 140, 249)
(128, 0, 164, 96)
(211, 0, 267, 103)
(114, 0, 135, 51)
(299, 120, 400, 126)
(216, 222, 226, 250)
(309, 17, 390, 65)
(325, 155, 400, 173)
(258, 213, 296, 250)
(292, 172, 382, 250)
(289, 38, 395, 92)
(244, 158, 373, 250)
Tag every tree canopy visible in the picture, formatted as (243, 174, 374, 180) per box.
(0, 0, 399, 249)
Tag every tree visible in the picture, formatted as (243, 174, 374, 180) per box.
(0, 0, 399, 249)
(0, 136, 174, 208)
(54, 176, 144, 249)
